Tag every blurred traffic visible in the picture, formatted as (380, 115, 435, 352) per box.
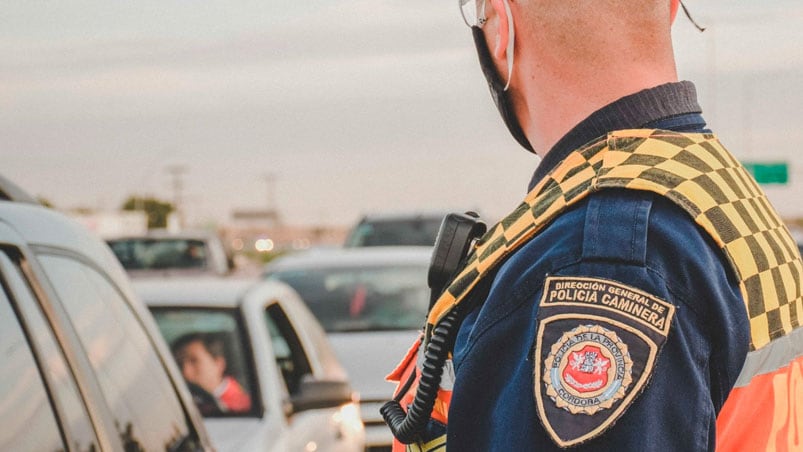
(0, 173, 456, 452)
(4, 157, 803, 452)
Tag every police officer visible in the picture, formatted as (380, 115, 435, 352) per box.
(385, 0, 803, 450)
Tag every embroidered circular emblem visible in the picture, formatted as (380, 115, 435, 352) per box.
(543, 324, 633, 415)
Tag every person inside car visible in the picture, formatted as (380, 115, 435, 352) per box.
(177, 243, 205, 269)
(172, 332, 252, 414)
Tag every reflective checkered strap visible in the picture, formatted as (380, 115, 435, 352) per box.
(596, 130, 802, 350)
(406, 434, 447, 452)
(427, 129, 803, 352)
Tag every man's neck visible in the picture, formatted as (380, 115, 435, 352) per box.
(511, 16, 679, 157)
(526, 81, 705, 191)
(520, 69, 679, 158)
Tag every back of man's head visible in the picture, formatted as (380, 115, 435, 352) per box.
(501, 0, 680, 152)
(518, 0, 675, 63)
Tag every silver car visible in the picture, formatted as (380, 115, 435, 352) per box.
(263, 247, 432, 451)
(344, 212, 445, 248)
(0, 175, 213, 451)
(135, 276, 366, 452)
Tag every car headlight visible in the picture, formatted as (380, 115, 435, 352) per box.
(333, 401, 365, 436)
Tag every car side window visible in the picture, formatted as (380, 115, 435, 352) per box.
(0, 265, 65, 452)
(38, 254, 197, 451)
(150, 307, 259, 418)
(265, 304, 312, 395)
(0, 252, 98, 451)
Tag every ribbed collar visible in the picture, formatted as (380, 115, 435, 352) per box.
(528, 81, 702, 191)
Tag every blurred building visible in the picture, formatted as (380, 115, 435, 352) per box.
(221, 208, 348, 255)
(69, 210, 148, 239)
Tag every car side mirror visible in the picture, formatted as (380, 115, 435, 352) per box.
(289, 379, 354, 414)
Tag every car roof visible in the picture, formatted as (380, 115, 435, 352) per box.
(355, 211, 448, 223)
(107, 229, 220, 241)
(133, 276, 256, 308)
(263, 246, 432, 273)
(0, 201, 128, 276)
(0, 175, 39, 204)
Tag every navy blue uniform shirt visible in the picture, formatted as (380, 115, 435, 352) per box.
(447, 82, 750, 451)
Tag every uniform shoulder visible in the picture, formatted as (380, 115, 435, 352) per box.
(581, 188, 727, 270)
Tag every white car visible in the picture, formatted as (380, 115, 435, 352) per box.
(263, 247, 432, 451)
(134, 276, 366, 452)
(107, 230, 233, 278)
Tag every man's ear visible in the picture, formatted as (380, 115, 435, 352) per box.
(670, 0, 680, 24)
(489, 0, 509, 60)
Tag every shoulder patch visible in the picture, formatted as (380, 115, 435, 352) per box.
(533, 276, 675, 448)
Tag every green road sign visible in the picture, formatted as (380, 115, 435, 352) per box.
(743, 162, 789, 185)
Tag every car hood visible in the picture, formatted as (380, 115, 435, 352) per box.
(327, 330, 420, 402)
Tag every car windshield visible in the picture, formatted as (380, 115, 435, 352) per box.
(149, 307, 259, 418)
(108, 238, 208, 271)
(267, 264, 429, 333)
(345, 218, 442, 247)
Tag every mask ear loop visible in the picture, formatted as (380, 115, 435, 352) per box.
(679, 0, 706, 32)
(502, 0, 515, 91)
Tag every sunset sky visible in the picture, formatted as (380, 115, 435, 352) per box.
(4, 0, 801, 227)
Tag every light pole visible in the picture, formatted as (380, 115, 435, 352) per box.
(262, 172, 281, 227)
(166, 165, 187, 230)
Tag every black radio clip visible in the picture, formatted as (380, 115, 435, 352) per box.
(381, 211, 487, 444)
(427, 211, 487, 309)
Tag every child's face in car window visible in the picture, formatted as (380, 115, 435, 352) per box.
(175, 340, 225, 393)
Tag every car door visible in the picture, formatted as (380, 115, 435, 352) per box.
(0, 222, 124, 451)
(0, 250, 85, 452)
(265, 301, 362, 452)
(34, 250, 210, 451)
(241, 281, 364, 452)
(1, 202, 214, 452)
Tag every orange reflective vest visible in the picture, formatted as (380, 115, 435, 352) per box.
(388, 129, 803, 451)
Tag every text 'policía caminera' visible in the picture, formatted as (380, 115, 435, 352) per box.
(542, 277, 672, 331)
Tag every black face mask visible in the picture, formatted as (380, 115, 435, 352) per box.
(471, 26, 534, 153)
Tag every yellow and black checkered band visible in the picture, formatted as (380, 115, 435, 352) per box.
(427, 129, 802, 351)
